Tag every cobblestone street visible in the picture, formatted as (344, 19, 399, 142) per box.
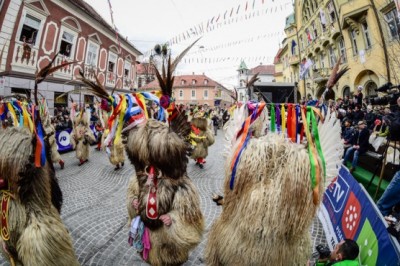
(0, 130, 327, 266)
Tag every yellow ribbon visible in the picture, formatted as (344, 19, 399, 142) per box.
(114, 94, 126, 145)
(281, 104, 286, 134)
(6, 103, 19, 127)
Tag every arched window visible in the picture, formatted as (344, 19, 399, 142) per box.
(365, 81, 377, 97)
(342, 86, 350, 98)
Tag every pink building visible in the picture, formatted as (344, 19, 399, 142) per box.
(0, 0, 141, 113)
(141, 73, 233, 108)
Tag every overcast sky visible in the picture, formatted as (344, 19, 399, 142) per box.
(84, 0, 293, 89)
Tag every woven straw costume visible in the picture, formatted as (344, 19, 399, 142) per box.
(206, 67, 345, 265)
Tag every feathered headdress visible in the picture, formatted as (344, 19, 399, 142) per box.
(325, 56, 349, 91)
(152, 38, 200, 110)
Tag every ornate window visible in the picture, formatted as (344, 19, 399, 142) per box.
(338, 37, 347, 63)
(58, 27, 77, 58)
(362, 22, 372, 49)
(320, 53, 325, 69)
(329, 46, 336, 67)
(384, 9, 400, 40)
(107, 52, 117, 73)
(86, 41, 99, 67)
(18, 14, 42, 46)
(349, 29, 358, 55)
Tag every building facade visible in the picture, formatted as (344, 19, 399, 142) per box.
(141, 73, 233, 108)
(136, 62, 156, 89)
(278, 0, 400, 100)
(236, 60, 276, 101)
(0, 0, 141, 113)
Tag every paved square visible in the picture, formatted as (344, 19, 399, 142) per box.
(0, 130, 326, 265)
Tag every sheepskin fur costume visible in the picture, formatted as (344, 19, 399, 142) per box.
(102, 130, 125, 167)
(70, 113, 96, 163)
(0, 127, 78, 266)
(190, 117, 215, 160)
(126, 119, 204, 266)
(205, 133, 322, 266)
(42, 116, 62, 164)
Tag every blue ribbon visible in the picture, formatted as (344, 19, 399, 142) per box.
(275, 104, 281, 133)
(230, 105, 259, 190)
(35, 110, 46, 166)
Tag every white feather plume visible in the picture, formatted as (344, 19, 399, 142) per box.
(318, 108, 343, 188)
(223, 104, 247, 157)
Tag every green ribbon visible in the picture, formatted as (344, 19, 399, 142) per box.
(308, 107, 326, 182)
(305, 108, 317, 189)
(270, 104, 275, 133)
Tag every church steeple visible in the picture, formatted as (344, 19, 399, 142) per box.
(237, 60, 248, 72)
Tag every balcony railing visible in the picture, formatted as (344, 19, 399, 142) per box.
(84, 65, 98, 82)
(312, 67, 331, 83)
(289, 55, 300, 65)
(123, 78, 132, 89)
(11, 42, 39, 74)
(53, 54, 74, 79)
(106, 71, 116, 87)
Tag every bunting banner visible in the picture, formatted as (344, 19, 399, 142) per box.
(161, 0, 292, 50)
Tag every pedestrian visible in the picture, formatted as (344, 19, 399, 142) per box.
(212, 113, 219, 135)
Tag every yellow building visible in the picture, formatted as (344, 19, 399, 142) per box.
(278, 0, 400, 100)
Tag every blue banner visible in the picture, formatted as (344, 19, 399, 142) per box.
(318, 165, 400, 265)
(55, 125, 99, 152)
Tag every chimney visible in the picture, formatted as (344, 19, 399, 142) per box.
(192, 72, 195, 75)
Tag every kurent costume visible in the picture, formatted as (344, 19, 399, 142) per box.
(78, 39, 204, 266)
(206, 69, 344, 265)
(41, 100, 65, 170)
(190, 112, 215, 168)
(102, 129, 125, 170)
(0, 58, 78, 265)
(70, 105, 96, 166)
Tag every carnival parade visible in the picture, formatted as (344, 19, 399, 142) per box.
(1, 0, 400, 265)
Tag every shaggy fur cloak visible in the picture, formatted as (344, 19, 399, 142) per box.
(70, 115, 96, 162)
(0, 127, 78, 266)
(43, 117, 62, 164)
(205, 133, 322, 265)
(102, 130, 125, 166)
(190, 117, 215, 159)
(126, 119, 204, 266)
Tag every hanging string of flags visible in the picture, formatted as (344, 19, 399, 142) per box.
(167, 0, 291, 46)
(141, 0, 291, 58)
(187, 31, 285, 55)
(182, 55, 276, 64)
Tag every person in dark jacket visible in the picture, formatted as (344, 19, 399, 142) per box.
(352, 105, 364, 125)
(364, 105, 376, 131)
(342, 119, 355, 149)
(343, 120, 370, 173)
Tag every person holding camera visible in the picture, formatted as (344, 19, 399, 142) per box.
(313, 239, 360, 266)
